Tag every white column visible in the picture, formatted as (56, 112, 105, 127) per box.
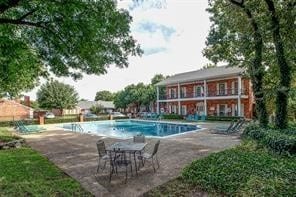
(203, 80, 207, 116)
(177, 83, 181, 115)
(156, 86, 160, 114)
(238, 76, 242, 116)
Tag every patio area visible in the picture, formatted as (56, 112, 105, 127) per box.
(22, 122, 240, 197)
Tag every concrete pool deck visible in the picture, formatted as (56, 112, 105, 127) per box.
(22, 122, 241, 197)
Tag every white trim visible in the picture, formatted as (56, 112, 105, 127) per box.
(157, 95, 248, 103)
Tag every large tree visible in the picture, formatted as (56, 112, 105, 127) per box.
(0, 0, 142, 95)
(205, 0, 295, 128)
(205, 0, 268, 127)
(94, 90, 114, 101)
(37, 80, 78, 110)
(263, 0, 294, 128)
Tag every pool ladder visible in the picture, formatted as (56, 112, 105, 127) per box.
(71, 123, 84, 132)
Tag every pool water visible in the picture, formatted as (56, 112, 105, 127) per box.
(62, 120, 201, 138)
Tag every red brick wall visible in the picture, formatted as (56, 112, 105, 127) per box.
(162, 77, 253, 118)
(0, 100, 30, 121)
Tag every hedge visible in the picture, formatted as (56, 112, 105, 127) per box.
(162, 114, 183, 120)
(0, 116, 129, 127)
(243, 124, 296, 155)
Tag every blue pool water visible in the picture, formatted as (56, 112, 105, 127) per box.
(62, 120, 201, 138)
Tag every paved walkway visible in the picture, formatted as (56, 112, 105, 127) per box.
(23, 123, 240, 197)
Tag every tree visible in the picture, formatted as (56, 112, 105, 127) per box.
(90, 104, 104, 115)
(205, 0, 268, 127)
(205, 0, 296, 128)
(95, 90, 114, 101)
(263, 0, 293, 129)
(37, 80, 78, 110)
(1, 0, 142, 95)
(151, 74, 167, 85)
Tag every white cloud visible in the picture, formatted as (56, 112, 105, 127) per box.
(26, 0, 211, 100)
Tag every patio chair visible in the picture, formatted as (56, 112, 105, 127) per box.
(214, 120, 235, 133)
(199, 114, 206, 121)
(96, 140, 109, 173)
(133, 134, 146, 143)
(137, 140, 160, 172)
(109, 148, 133, 183)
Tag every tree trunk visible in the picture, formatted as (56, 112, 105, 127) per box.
(230, 0, 269, 127)
(265, 0, 291, 129)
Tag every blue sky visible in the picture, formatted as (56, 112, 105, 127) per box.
(27, 0, 211, 100)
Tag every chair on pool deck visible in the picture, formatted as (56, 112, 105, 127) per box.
(109, 148, 133, 183)
(133, 134, 146, 143)
(15, 120, 45, 134)
(96, 140, 110, 173)
(138, 140, 160, 172)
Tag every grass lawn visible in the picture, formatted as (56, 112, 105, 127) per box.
(0, 128, 92, 196)
(0, 127, 20, 143)
(145, 141, 296, 196)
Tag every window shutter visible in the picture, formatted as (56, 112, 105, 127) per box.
(225, 82, 227, 95)
(231, 81, 235, 95)
(241, 80, 244, 95)
(216, 83, 219, 96)
(193, 85, 196, 97)
(217, 104, 220, 116)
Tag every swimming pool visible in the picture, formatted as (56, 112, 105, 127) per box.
(62, 120, 201, 138)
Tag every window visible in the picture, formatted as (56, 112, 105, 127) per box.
(169, 88, 177, 98)
(219, 104, 227, 116)
(218, 83, 226, 95)
(181, 105, 187, 115)
(169, 104, 177, 114)
(181, 87, 187, 98)
(194, 86, 203, 97)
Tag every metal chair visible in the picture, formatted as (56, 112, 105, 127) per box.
(96, 140, 109, 173)
(138, 140, 160, 172)
(133, 134, 145, 143)
(109, 148, 133, 183)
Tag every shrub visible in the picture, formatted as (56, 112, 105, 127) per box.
(182, 146, 296, 196)
(162, 114, 183, 120)
(243, 124, 296, 155)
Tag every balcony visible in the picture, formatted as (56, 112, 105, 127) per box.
(158, 88, 248, 100)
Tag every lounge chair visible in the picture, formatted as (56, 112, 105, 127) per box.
(214, 120, 236, 133)
(199, 114, 206, 121)
(137, 140, 160, 172)
(229, 119, 245, 133)
(15, 121, 45, 134)
(186, 114, 194, 121)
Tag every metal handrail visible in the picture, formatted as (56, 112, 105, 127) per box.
(71, 123, 84, 132)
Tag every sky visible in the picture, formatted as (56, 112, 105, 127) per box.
(27, 0, 211, 100)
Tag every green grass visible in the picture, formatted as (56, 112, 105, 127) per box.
(0, 128, 92, 196)
(0, 128, 20, 143)
(145, 141, 296, 196)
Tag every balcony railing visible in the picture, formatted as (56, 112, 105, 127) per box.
(158, 88, 247, 100)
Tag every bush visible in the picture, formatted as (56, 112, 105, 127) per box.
(0, 119, 39, 127)
(182, 145, 296, 196)
(162, 114, 183, 120)
(243, 124, 296, 155)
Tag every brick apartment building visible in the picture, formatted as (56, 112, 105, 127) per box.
(155, 66, 254, 119)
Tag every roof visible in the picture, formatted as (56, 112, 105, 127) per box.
(156, 66, 245, 86)
(0, 99, 33, 110)
(77, 100, 115, 109)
